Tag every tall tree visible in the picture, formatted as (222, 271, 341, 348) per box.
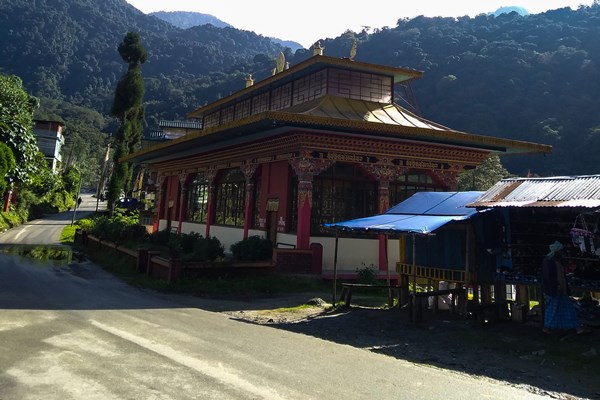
(0, 142, 16, 198)
(457, 155, 513, 191)
(107, 32, 147, 211)
(0, 75, 41, 186)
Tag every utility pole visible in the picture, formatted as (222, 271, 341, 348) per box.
(71, 170, 82, 226)
(96, 142, 111, 212)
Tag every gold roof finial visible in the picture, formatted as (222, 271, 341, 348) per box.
(276, 52, 285, 73)
(312, 41, 324, 56)
(350, 39, 357, 61)
(245, 74, 254, 88)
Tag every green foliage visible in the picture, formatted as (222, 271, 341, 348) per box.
(117, 32, 148, 68)
(2, 1, 600, 177)
(0, 210, 24, 232)
(457, 155, 513, 191)
(108, 32, 147, 210)
(185, 234, 224, 261)
(230, 236, 273, 261)
(87, 210, 147, 244)
(148, 228, 174, 246)
(60, 224, 77, 245)
(61, 166, 81, 196)
(146, 229, 224, 261)
(356, 263, 380, 284)
(0, 74, 41, 184)
(0, 142, 16, 197)
(35, 97, 110, 189)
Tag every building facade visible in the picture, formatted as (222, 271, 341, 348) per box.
(125, 47, 551, 277)
(33, 119, 65, 173)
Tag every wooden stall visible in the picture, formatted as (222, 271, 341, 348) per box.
(468, 176, 600, 326)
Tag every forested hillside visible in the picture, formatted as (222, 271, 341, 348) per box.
(1, 0, 600, 178)
(0, 0, 285, 122)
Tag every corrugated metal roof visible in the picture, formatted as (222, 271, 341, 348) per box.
(467, 175, 600, 208)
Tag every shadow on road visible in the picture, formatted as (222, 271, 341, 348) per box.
(258, 306, 599, 400)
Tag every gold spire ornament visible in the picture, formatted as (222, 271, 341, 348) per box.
(245, 74, 254, 88)
(350, 39, 357, 61)
(312, 41, 324, 56)
(276, 52, 285, 73)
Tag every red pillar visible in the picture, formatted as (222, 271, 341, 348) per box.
(152, 176, 165, 233)
(177, 185, 187, 234)
(243, 181, 254, 239)
(3, 190, 11, 213)
(205, 183, 215, 238)
(241, 164, 258, 240)
(204, 168, 218, 238)
(296, 179, 312, 249)
(289, 156, 334, 250)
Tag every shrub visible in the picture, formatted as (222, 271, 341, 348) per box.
(230, 236, 273, 261)
(178, 232, 224, 261)
(86, 210, 145, 244)
(356, 263, 380, 284)
(148, 228, 173, 246)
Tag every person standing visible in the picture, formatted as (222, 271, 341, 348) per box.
(541, 241, 589, 334)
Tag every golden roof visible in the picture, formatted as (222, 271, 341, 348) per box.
(125, 95, 551, 164)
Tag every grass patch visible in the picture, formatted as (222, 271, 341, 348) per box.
(60, 225, 77, 245)
(75, 243, 333, 298)
(273, 304, 317, 312)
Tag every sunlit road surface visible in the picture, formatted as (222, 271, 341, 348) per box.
(0, 193, 102, 246)
(0, 196, 548, 399)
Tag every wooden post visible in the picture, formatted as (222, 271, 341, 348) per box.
(411, 233, 417, 321)
(333, 231, 339, 307)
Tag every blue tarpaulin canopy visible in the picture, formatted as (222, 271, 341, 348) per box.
(325, 191, 485, 234)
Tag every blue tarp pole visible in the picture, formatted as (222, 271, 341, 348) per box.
(385, 234, 392, 307)
(412, 233, 417, 321)
(333, 230, 339, 307)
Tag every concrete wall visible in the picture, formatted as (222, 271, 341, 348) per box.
(161, 220, 401, 277)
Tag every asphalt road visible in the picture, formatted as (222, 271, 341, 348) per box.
(0, 195, 549, 399)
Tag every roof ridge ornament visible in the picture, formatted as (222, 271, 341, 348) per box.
(245, 74, 254, 88)
(350, 39, 357, 61)
(312, 41, 324, 56)
(276, 51, 285, 73)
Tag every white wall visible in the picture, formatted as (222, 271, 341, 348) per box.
(274, 232, 400, 275)
(160, 220, 400, 275)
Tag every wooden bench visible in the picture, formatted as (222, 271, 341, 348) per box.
(408, 288, 467, 322)
(340, 283, 399, 308)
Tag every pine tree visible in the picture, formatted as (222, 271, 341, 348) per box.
(107, 32, 147, 212)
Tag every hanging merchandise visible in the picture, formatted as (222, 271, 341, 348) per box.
(570, 214, 597, 255)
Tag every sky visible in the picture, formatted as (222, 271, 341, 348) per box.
(125, 0, 594, 49)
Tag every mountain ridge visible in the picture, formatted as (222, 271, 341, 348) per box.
(1, 0, 600, 176)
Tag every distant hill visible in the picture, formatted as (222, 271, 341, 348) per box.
(1, 0, 600, 176)
(269, 38, 303, 51)
(492, 6, 529, 16)
(150, 10, 303, 51)
(0, 0, 285, 122)
(149, 11, 231, 29)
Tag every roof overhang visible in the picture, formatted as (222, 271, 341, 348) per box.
(125, 107, 551, 165)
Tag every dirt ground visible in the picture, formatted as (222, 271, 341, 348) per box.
(201, 292, 600, 400)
